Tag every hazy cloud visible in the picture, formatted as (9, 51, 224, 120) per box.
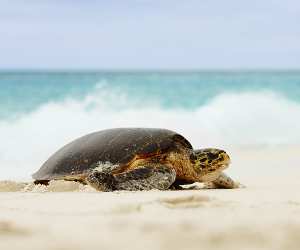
(0, 0, 299, 69)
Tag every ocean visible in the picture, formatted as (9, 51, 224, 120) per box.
(0, 71, 300, 179)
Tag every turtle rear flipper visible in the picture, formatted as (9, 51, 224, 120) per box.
(86, 164, 176, 191)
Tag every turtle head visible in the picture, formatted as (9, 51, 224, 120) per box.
(190, 148, 231, 181)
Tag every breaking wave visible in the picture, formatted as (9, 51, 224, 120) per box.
(0, 84, 299, 180)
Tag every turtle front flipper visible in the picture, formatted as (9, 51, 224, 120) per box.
(204, 172, 241, 189)
(86, 164, 176, 192)
(86, 171, 116, 192)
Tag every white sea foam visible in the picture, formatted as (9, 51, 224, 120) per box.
(0, 88, 299, 180)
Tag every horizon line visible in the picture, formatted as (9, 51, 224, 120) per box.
(1, 68, 300, 73)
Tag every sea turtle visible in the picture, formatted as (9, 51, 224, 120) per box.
(33, 128, 240, 191)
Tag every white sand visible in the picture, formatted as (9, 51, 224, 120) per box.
(1, 147, 300, 250)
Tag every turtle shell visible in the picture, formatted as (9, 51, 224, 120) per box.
(32, 128, 193, 180)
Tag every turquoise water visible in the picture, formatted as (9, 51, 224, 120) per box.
(1, 71, 300, 179)
(1, 71, 300, 120)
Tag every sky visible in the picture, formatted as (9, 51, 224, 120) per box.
(0, 0, 300, 70)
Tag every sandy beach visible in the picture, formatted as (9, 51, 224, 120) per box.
(1, 147, 300, 250)
(1, 0, 300, 249)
